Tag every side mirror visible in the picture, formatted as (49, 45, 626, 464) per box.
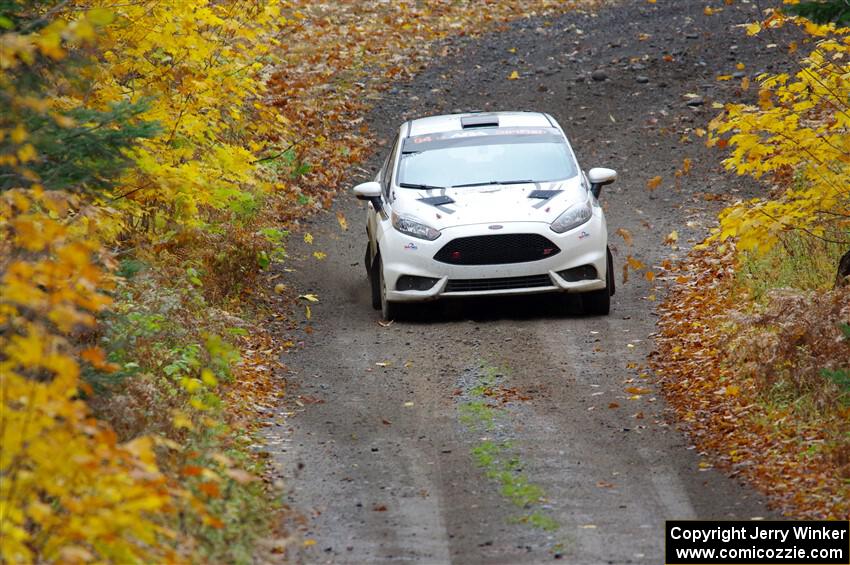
(587, 167, 617, 199)
(354, 181, 383, 211)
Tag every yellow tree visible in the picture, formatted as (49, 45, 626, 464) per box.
(708, 16, 850, 255)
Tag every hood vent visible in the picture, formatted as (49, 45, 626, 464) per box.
(418, 195, 455, 207)
(528, 190, 562, 199)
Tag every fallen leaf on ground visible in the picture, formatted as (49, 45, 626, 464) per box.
(646, 176, 662, 190)
(616, 227, 633, 246)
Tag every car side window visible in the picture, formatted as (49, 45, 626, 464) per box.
(382, 134, 399, 200)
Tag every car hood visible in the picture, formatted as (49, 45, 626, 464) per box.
(392, 177, 587, 230)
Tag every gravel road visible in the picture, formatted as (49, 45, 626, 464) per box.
(268, 1, 788, 563)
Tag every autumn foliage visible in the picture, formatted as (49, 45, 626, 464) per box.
(708, 14, 850, 252)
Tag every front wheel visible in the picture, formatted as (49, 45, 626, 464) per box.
(377, 255, 400, 321)
(369, 249, 381, 310)
(582, 251, 612, 316)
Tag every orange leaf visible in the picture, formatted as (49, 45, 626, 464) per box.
(627, 256, 646, 270)
(616, 227, 633, 246)
(181, 465, 203, 477)
(199, 481, 221, 498)
(81, 346, 106, 366)
(646, 176, 662, 191)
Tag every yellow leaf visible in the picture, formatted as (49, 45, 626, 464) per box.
(304, 232, 313, 244)
(16, 144, 36, 163)
(507, 70, 520, 80)
(627, 256, 646, 270)
(201, 368, 218, 387)
(646, 175, 662, 190)
(336, 211, 348, 231)
(86, 8, 114, 26)
(299, 293, 319, 302)
(313, 251, 327, 260)
(180, 377, 203, 394)
(172, 410, 195, 430)
(11, 124, 27, 143)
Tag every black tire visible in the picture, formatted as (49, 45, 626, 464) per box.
(377, 255, 400, 321)
(369, 252, 381, 310)
(607, 245, 615, 297)
(583, 251, 612, 315)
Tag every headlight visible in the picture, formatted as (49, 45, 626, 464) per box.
(550, 200, 593, 234)
(392, 211, 441, 240)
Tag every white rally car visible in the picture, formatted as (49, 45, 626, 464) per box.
(354, 111, 617, 320)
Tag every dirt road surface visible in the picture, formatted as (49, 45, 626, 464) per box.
(268, 1, 787, 563)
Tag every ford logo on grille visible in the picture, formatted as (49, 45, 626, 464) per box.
(488, 224, 503, 230)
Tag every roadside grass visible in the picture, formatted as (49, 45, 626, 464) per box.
(85, 254, 284, 561)
(456, 365, 561, 536)
(735, 231, 847, 302)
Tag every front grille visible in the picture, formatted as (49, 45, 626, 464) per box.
(444, 274, 553, 292)
(434, 234, 560, 265)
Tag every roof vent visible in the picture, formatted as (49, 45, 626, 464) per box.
(461, 114, 499, 129)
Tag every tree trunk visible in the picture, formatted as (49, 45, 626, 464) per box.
(837, 249, 850, 288)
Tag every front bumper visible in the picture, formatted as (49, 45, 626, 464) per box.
(379, 218, 607, 303)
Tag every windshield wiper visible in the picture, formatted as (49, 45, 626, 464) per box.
(451, 179, 535, 188)
(398, 182, 446, 190)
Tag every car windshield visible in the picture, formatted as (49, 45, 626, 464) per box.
(397, 128, 577, 188)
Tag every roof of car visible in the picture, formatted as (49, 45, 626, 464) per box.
(406, 111, 553, 137)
